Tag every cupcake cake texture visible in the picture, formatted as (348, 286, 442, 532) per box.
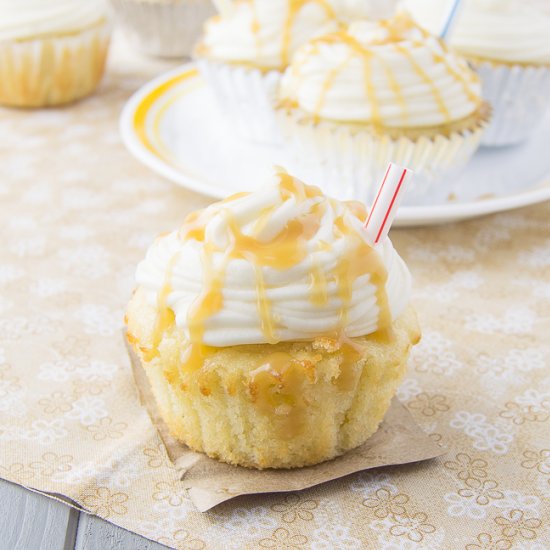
(278, 13, 490, 203)
(126, 170, 420, 469)
(194, 0, 340, 143)
(0, 0, 111, 108)
(403, 0, 550, 146)
(110, 0, 215, 58)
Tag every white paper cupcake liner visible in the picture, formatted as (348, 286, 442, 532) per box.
(0, 20, 111, 108)
(196, 58, 283, 144)
(110, 0, 215, 58)
(277, 109, 488, 205)
(473, 61, 550, 147)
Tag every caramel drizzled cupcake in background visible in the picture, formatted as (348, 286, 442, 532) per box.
(0, 0, 111, 108)
(126, 169, 420, 469)
(194, 0, 341, 143)
(403, 0, 550, 146)
(277, 13, 490, 203)
(109, 0, 215, 58)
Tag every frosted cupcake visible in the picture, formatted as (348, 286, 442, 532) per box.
(0, 0, 110, 108)
(403, 0, 550, 146)
(194, 0, 340, 143)
(110, 0, 215, 58)
(126, 169, 420, 469)
(277, 13, 490, 203)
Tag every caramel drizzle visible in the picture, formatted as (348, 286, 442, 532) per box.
(237, 0, 336, 68)
(142, 254, 178, 362)
(314, 53, 354, 121)
(280, 0, 335, 67)
(143, 171, 396, 438)
(289, 13, 480, 126)
(147, 173, 393, 436)
(393, 43, 450, 121)
(433, 50, 481, 105)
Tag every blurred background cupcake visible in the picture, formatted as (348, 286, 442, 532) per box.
(331, 0, 399, 22)
(278, 13, 490, 204)
(194, 0, 343, 144)
(403, 0, 550, 146)
(110, 0, 215, 58)
(0, 0, 111, 108)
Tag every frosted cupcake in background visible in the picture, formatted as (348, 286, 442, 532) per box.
(403, 0, 550, 146)
(330, 0, 399, 21)
(194, 0, 341, 143)
(110, 0, 215, 58)
(0, 0, 111, 108)
(126, 169, 420, 469)
(277, 13, 490, 204)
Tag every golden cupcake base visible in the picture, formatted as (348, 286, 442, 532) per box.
(126, 287, 420, 469)
(0, 19, 110, 108)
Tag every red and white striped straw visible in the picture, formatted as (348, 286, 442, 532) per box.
(364, 163, 414, 245)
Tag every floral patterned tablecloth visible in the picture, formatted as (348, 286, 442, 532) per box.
(0, 38, 549, 550)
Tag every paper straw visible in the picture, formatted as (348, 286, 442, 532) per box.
(364, 163, 413, 245)
(440, 0, 464, 40)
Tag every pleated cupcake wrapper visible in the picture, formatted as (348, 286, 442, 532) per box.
(110, 0, 215, 58)
(0, 21, 110, 108)
(278, 109, 487, 205)
(473, 61, 550, 147)
(125, 335, 445, 512)
(196, 58, 283, 144)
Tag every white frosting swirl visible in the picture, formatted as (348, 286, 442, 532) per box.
(136, 171, 411, 347)
(280, 13, 482, 128)
(198, 0, 339, 70)
(402, 0, 550, 65)
(0, 0, 107, 41)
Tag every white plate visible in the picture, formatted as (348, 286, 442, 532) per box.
(120, 63, 550, 227)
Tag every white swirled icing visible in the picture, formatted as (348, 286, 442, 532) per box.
(402, 0, 550, 65)
(0, 0, 107, 41)
(279, 13, 482, 128)
(197, 0, 340, 70)
(136, 170, 411, 357)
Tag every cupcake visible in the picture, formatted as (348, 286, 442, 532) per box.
(277, 13, 490, 204)
(110, 0, 215, 58)
(126, 169, 420, 469)
(403, 0, 550, 146)
(0, 0, 111, 108)
(194, 0, 341, 143)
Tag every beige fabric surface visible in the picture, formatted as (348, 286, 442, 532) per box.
(0, 37, 549, 549)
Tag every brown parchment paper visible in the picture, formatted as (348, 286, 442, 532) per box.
(126, 336, 446, 512)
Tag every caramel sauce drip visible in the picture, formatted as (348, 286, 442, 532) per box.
(433, 50, 481, 106)
(143, 254, 178, 362)
(247, 352, 318, 438)
(394, 43, 451, 122)
(182, 243, 226, 371)
(292, 13, 465, 126)
(381, 58, 408, 123)
(280, 0, 336, 67)
(332, 215, 391, 333)
(254, 264, 277, 344)
(310, 258, 328, 306)
(314, 53, 354, 121)
(239, 0, 336, 68)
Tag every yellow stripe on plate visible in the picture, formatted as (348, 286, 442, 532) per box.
(133, 68, 198, 158)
